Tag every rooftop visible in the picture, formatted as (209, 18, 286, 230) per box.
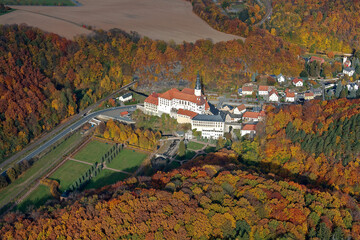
(243, 111, 260, 119)
(177, 109, 198, 119)
(192, 113, 225, 122)
(144, 92, 159, 105)
(242, 124, 257, 131)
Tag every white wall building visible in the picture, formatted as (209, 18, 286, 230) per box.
(118, 92, 132, 102)
(258, 86, 269, 96)
(285, 92, 295, 102)
(233, 104, 246, 115)
(191, 114, 225, 139)
(343, 67, 355, 77)
(277, 74, 285, 83)
(241, 124, 257, 136)
(292, 78, 304, 87)
(269, 89, 280, 102)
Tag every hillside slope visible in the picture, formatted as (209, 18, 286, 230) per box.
(0, 150, 359, 239)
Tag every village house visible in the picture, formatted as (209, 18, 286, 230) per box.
(343, 67, 355, 77)
(242, 112, 261, 122)
(120, 111, 129, 117)
(304, 91, 315, 100)
(242, 86, 254, 96)
(269, 89, 280, 102)
(225, 113, 242, 123)
(276, 74, 285, 83)
(258, 85, 270, 96)
(241, 124, 257, 137)
(347, 83, 359, 91)
(118, 92, 132, 102)
(233, 104, 246, 115)
(285, 92, 295, 102)
(292, 78, 304, 87)
(220, 104, 234, 112)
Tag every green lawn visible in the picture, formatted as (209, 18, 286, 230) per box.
(49, 160, 90, 192)
(107, 149, 147, 173)
(85, 169, 128, 190)
(73, 140, 113, 164)
(1, 0, 75, 5)
(187, 141, 205, 151)
(16, 185, 52, 212)
(0, 132, 83, 209)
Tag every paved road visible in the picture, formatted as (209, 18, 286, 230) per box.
(0, 81, 137, 171)
(254, 0, 272, 27)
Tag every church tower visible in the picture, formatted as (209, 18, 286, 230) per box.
(195, 73, 201, 97)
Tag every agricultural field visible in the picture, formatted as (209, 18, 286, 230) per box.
(0, 0, 240, 42)
(49, 160, 90, 192)
(1, 0, 74, 5)
(73, 140, 113, 164)
(107, 149, 147, 173)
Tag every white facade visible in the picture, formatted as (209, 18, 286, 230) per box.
(347, 83, 359, 91)
(259, 90, 269, 96)
(343, 68, 355, 77)
(277, 74, 285, 83)
(233, 106, 246, 115)
(241, 129, 256, 136)
(286, 96, 295, 102)
(293, 80, 303, 87)
(269, 93, 279, 102)
(118, 93, 132, 102)
(157, 96, 205, 115)
(192, 120, 224, 139)
(242, 90, 253, 95)
(144, 102, 158, 114)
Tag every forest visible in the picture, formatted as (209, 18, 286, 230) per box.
(96, 120, 161, 150)
(0, 25, 302, 163)
(263, 99, 360, 195)
(189, 0, 360, 53)
(0, 149, 359, 239)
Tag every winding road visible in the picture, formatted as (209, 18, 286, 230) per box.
(0, 81, 137, 173)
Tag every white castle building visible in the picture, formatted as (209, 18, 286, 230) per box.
(142, 74, 226, 139)
(144, 74, 210, 116)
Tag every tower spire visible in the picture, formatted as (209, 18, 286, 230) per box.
(195, 72, 201, 96)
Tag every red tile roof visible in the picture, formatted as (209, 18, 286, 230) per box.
(305, 92, 314, 97)
(243, 112, 260, 119)
(242, 124, 257, 131)
(242, 86, 254, 92)
(269, 89, 279, 96)
(158, 88, 208, 107)
(292, 78, 303, 84)
(181, 88, 194, 95)
(177, 109, 198, 119)
(120, 111, 129, 116)
(259, 111, 266, 117)
(258, 85, 269, 91)
(144, 92, 159, 105)
(236, 104, 246, 112)
(286, 92, 295, 98)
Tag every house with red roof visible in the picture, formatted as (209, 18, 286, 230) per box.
(292, 78, 304, 87)
(242, 112, 260, 122)
(269, 89, 280, 102)
(304, 91, 315, 100)
(242, 86, 254, 96)
(285, 92, 295, 102)
(120, 111, 129, 117)
(241, 124, 257, 136)
(258, 85, 270, 96)
(233, 104, 247, 114)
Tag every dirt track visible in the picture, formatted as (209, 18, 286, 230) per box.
(0, 0, 242, 43)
